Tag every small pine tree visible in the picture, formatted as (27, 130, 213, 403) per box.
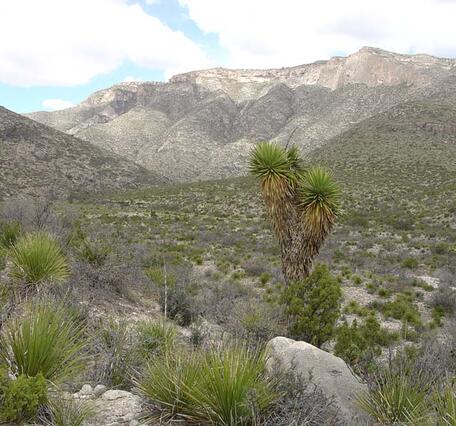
(280, 264, 342, 347)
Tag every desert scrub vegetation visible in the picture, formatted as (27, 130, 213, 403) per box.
(0, 120, 454, 424)
(137, 344, 278, 425)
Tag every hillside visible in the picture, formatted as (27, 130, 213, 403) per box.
(26, 47, 456, 182)
(0, 106, 164, 199)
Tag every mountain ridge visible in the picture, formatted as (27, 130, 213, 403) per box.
(0, 106, 164, 199)
(24, 47, 456, 182)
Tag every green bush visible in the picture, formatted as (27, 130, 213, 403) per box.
(0, 221, 22, 248)
(137, 345, 277, 424)
(335, 316, 399, 369)
(0, 368, 48, 423)
(374, 294, 422, 327)
(136, 320, 177, 358)
(11, 232, 70, 284)
(357, 367, 430, 425)
(0, 303, 87, 382)
(402, 257, 418, 269)
(280, 264, 342, 347)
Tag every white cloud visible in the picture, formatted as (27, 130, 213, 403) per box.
(145, 0, 159, 4)
(42, 99, 75, 111)
(179, 0, 456, 68)
(122, 75, 142, 82)
(0, 0, 209, 86)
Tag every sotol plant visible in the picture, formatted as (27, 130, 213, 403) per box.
(11, 232, 70, 284)
(0, 303, 87, 382)
(249, 142, 339, 283)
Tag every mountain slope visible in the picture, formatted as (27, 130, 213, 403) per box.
(0, 107, 164, 199)
(26, 47, 456, 182)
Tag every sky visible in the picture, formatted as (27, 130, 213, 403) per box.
(2, 0, 456, 113)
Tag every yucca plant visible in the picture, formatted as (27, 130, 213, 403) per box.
(0, 302, 87, 382)
(249, 142, 339, 282)
(136, 345, 278, 425)
(435, 386, 456, 426)
(357, 368, 431, 425)
(10, 232, 70, 285)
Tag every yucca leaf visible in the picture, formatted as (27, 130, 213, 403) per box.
(249, 142, 296, 198)
(298, 166, 340, 237)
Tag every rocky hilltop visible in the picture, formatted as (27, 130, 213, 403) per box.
(26, 47, 456, 182)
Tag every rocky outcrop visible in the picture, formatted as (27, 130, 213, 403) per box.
(267, 336, 372, 426)
(72, 385, 144, 426)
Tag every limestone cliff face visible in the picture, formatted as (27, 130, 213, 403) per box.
(170, 47, 456, 101)
(24, 47, 456, 182)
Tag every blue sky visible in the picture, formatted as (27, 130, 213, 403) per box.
(2, 0, 456, 113)
(0, 0, 226, 113)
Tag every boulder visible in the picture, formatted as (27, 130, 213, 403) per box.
(267, 336, 372, 425)
(83, 389, 143, 426)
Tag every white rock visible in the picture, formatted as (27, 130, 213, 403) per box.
(80, 384, 94, 396)
(267, 336, 372, 426)
(84, 389, 143, 426)
(94, 384, 107, 396)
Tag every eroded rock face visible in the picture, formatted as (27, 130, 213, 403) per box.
(266, 336, 372, 426)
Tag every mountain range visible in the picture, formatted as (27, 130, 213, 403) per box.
(3, 46, 456, 195)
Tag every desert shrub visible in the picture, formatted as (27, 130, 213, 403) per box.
(335, 316, 399, 370)
(10, 232, 70, 284)
(432, 285, 456, 315)
(0, 249, 5, 271)
(137, 345, 277, 424)
(0, 221, 22, 248)
(396, 335, 456, 391)
(41, 397, 94, 426)
(0, 367, 48, 423)
(259, 272, 272, 286)
(263, 370, 340, 426)
(145, 261, 195, 325)
(70, 260, 139, 300)
(374, 294, 422, 327)
(226, 301, 286, 346)
(402, 257, 418, 269)
(136, 320, 177, 358)
(70, 222, 110, 266)
(434, 386, 456, 426)
(358, 367, 430, 425)
(430, 306, 445, 328)
(0, 303, 87, 382)
(280, 264, 342, 347)
(94, 319, 135, 388)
